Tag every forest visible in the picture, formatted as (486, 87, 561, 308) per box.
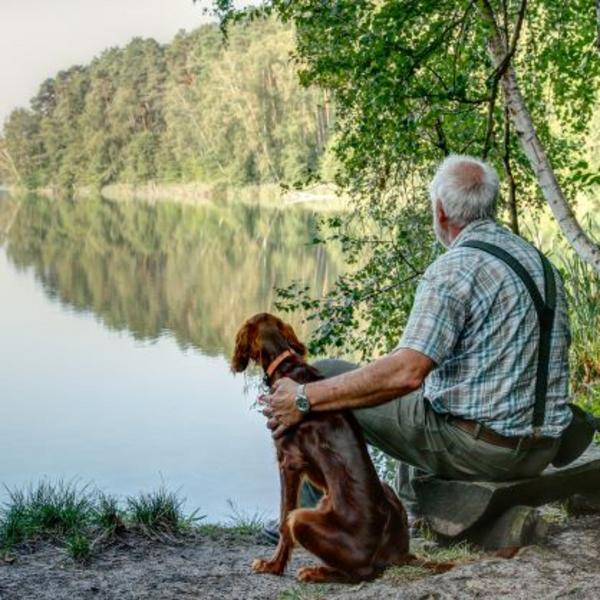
(0, 18, 332, 191)
(1, 2, 598, 404)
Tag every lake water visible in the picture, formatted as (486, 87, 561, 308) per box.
(0, 192, 341, 522)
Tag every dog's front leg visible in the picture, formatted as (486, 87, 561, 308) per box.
(252, 461, 303, 576)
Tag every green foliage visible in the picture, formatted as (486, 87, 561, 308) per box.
(93, 493, 125, 536)
(556, 239, 600, 415)
(126, 487, 202, 535)
(0, 480, 95, 549)
(276, 203, 438, 360)
(64, 532, 92, 563)
(215, 1, 599, 205)
(1, 20, 332, 190)
(278, 585, 332, 600)
(0, 480, 203, 557)
(217, 0, 600, 364)
(224, 499, 264, 535)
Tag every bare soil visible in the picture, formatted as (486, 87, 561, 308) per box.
(1, 516, 599, 600)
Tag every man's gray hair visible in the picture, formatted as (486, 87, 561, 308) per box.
(429, 154, 499, 226)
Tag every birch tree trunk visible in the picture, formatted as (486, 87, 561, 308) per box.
(478, 1, 600, 274)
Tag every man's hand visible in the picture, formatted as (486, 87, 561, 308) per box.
(262, 377, 303, 438)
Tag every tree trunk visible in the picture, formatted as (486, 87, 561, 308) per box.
(503, 105, 519, 235)
(478, 1, 600, 274)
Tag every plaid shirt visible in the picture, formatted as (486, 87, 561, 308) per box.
(398, 219, 572, 438)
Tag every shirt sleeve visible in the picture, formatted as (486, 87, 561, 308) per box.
(396, 264, 467, 366)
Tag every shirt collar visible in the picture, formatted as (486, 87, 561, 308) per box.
(449, 218, 496, 249)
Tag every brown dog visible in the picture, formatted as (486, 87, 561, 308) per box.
(231, 313, 452, 583)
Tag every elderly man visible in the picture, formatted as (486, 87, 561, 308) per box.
(263, 154, 572, 523)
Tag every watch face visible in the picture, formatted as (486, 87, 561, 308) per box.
(296, 395, 310, 413)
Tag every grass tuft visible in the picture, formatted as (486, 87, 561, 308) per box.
(0, 480, 203, 557)
(93, 493, 126, 536)
(420, 540, 481, 563)
(225, 499, 264, 536)
(559, 250, 600, 398)
(126, 486, 202, 535)
(65, 531, 92, 563)
(0, 480, 95, 549)
(383, 564, 431, 583)
(278, 584, 333, 600)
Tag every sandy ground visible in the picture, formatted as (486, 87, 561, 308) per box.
(1, 516, 600, 600)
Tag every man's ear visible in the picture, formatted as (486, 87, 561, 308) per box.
(436, 199, 448, 225)
(231, 323, 254, 373)
(278, 321, 307, 357)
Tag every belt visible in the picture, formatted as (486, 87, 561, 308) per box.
(447, 416, 556, 450)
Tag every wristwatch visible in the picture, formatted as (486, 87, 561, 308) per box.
(295, 384, 311, 414)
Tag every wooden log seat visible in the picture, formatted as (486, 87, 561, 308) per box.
(412, 444, 600, 549)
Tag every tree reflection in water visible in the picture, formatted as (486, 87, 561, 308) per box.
(2, 194, 343, 357)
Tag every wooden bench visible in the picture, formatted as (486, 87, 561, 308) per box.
(413, 444, 600, 549)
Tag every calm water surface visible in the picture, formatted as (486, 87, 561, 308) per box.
(0, 192, 340, 521)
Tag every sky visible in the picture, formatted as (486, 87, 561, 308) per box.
(0, 0, 224, 126)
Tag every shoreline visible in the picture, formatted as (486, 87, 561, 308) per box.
(1, 181, 348, 212)
(1, 514, 599, 599)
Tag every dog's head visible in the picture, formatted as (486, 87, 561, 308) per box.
(230, 313, 306, 373)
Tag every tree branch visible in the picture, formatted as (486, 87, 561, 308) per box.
(482, 79, 499, 158)
(435, 118, 450, 156)
(502, 104, 519, 235)
(477, 0, 600, 274)
(482, 0, 527, 158)
(488, 0, 528, 83)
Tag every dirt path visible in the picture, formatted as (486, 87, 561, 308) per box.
(1, 516, 600, 600)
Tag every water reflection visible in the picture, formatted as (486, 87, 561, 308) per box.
(2, 194, 341, 356)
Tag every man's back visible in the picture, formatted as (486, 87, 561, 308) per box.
(398, 218, 572, 438)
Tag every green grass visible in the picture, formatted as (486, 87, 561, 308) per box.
(419, 540, 482, 563)
(278, 584, 333, 600)
(93, 493, 125, 535)
(195, 500, 265, 540)
(0, 480, 96, 550)
(126, 486, 202, 535)
(64, 532, 92, 563)
(558, 250, 600, 403)
(224, 499, 264, 535)
(0, 480, 203, 559)
(383, 564, 431, 584)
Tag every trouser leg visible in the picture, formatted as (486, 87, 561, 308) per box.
(298, 479, 323, 508)
(395, 463, 428, 515)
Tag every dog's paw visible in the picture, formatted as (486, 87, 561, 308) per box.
(296, 565, 334, 583)
(251, 558, 282, 575)
(296, 566, 318, 582)
(297, 565, 357, 583)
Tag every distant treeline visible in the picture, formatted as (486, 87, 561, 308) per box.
(0, 19, 333, 190)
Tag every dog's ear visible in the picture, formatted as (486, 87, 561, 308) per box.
(278, 321, 307, 357)
(231, 323, 255, 373)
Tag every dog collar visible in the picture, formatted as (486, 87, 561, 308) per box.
(266, 350, 295, 379)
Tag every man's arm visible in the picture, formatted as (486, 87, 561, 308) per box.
(263, 348, 435, 437)
(306, 348, 434, 410)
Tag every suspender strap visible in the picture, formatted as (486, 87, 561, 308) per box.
(460, 240, 556, 431)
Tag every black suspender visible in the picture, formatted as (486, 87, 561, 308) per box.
(459, 240, 557, 432)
